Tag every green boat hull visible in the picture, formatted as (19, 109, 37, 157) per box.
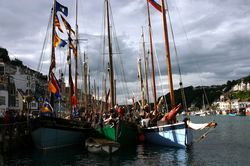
(96, 120, 138, 145)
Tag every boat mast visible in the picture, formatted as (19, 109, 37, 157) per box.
(106, 0, 115, 109)
(161, 0, 175, 108)
(142, 27, 150, 106)
(84, 52, 88, 112)
(75, 0, 78, 105)
(138, 58, 145, 109)
(146, 0, 157, 111)
(50, 0, 56, 109)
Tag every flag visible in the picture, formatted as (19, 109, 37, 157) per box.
(55, 1, 68, 16)
(53, 33, 60, 47)
(60, 14, 75, 35)
(55, 14, 63, 33)
(48, 80, 57, 94)
(54, 32, 67, 47)
(51, 73, 60, 91)
(59, 39, 67, 47)
(148, 0, 162, 12)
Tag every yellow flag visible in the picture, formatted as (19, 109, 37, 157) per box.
(48, 81, 57, 94)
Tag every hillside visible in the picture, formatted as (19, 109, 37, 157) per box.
(163, 75, 250, 109)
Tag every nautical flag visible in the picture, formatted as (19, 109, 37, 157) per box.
(53, 33, 60, 47)
(148, 0, 162, 12)
(55, 1, 68, 17)
(54, 32, 67, 47)
(48, 80, 57, 94)
(55, 14, 63, 33)
(59, 39, 67, 47)
(60, 14, 75, 35)
(51, 73, 60, 91)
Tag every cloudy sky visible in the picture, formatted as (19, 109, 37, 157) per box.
(1, 0, 250, 104)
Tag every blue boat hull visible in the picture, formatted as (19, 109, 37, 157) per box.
(32, 127, 87, 150)
(31, 116, 93, 150)
(142, 122, 193, 148)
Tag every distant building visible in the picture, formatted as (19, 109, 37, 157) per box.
(232, 80, 250, 91)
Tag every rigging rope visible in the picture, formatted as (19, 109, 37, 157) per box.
(37, 8, 53, 73)
(165, 0, 188, 114)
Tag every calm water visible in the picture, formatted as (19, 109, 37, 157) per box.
(2, 116, 250, 166)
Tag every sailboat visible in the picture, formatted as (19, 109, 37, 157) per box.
(31, 0, 93, 150)
(139, 0, 216, 148)
(95, 0, 138, 146)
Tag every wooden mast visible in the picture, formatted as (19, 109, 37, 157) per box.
(106, 0, 115, 109)
(146, 0, 157, 111)
(142, 27, 150, 106)
(138, 58, 145, 109)
(161, 0, 175, 108)
(50, 0, 56, 109)
(75, 0, 78, 105)
(84, 52, 88, 112)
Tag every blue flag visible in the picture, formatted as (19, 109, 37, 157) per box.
(55, 1, 68, 16)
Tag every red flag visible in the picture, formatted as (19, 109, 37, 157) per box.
(148, 0, 162, 12)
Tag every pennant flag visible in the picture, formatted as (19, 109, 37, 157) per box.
(55, 1, 68, 16)
(51, 73, 60, 91)
(59, 39, 67, 47)
(55, 14, 63, 33)
(54, 32, 67, 47)
(53, 33, 60, 47)
(48, 80, 57, 94)
(55, 91, 61, 100)
(148, 0, 162, 12)
(60, 14, 75, 35)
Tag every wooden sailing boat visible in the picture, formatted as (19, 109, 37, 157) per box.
(96, 0, 138, 146)
(140, 0, 216, 148)
(31, 0, 93, 150)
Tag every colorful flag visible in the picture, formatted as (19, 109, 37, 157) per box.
(55, 14, 63, 33)
(59, 39, 67, 47)
(148, 0, 162, 12)
(55, 1, 68, 16)
(54, 32, 67, 47)
(48, 80, 57, 94)
(60, 14, 75, 35)
(53, 33, 60, 47)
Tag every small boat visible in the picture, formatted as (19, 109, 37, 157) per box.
(85, 137, 120, 154)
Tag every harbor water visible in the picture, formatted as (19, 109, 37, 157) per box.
(2, 115, 250, 165)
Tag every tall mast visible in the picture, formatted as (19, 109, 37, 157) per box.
(161, 0, 175, 108)
(146, 0, 157, 111)
(75, 0, 78, 105)
(50, 0, 56, 108)
(142, 27, 150, 105)
(84, 52, 88, 112)
(106, 0, 115, 108)
(138, 58, 145, 109)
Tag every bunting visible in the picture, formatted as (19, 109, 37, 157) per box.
(55, 1, 68, 16)
(148, 0, 162, 12)
(55, 14, 63, 33)
(60, 14, 75, 35)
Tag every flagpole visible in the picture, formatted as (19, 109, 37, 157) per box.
(50, 0, 56, 109)
(161, 0, 175, 108)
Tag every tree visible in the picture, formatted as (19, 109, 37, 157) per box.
(0, 47, 10, 63)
